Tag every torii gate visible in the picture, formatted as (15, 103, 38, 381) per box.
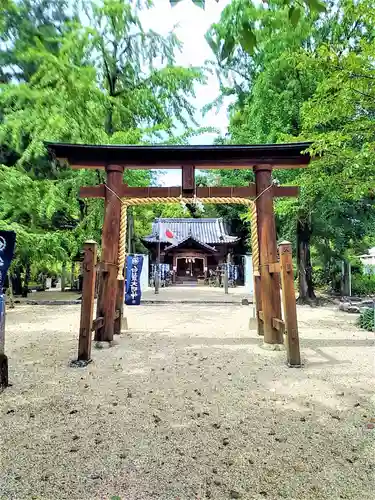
(46, 142, 311, 352)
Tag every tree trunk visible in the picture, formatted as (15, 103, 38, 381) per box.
(297, 219, 316, 303)
(341, 260, 351, 297)
(105, 102, 114, 136)
(6, 274, 15, 308)
(71, 262, 75, 290)
(21, 262, 30, 298)
(12, 267, 23, 296)
(61, 263, 66, 292)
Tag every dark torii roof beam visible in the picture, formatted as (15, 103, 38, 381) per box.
(45, 142, 312, 170)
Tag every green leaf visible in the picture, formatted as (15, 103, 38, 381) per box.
(288, 6, 301, 26)
(169, 0, 184, 6)
(305, 0, 327, 13)
(240, 25, 256, 55)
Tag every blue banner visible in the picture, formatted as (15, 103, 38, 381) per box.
(0, 231, 16, 290)
(229, 264, 239, 281)
(0, 294, 5, 346)
(125, 255, 144, 305)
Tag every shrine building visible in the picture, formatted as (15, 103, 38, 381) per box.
(143, 217, 240, 284)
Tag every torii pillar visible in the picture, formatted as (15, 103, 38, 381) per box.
(96, 164, 124, 342)
(254, 165, 283, 345)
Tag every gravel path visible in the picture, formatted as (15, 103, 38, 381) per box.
(1, 304, 374, 500)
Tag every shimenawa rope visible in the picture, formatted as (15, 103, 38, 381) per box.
(103, 183, 268, 280)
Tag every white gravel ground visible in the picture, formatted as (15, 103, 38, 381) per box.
(1, 303, 374, 500)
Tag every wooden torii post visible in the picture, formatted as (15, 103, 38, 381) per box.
(46, 142, 311, 345)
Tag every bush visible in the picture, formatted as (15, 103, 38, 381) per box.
(351, 274, 375, 296)
(312, 267, 328, 289)
(357, 308, 375, 331)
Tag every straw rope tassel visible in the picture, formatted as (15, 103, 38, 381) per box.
(250, 200, 259, 272)
(117, 202, 128, 280)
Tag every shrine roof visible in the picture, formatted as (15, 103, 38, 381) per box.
(143, 218, 239, 245)
(45, 141, 312, 169)
(164, 236, 218, 254)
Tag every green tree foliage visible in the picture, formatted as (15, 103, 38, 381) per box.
(0, 0, 205, 292)
(170, 0, 325, 55)
(0, 0, 73, 83)
(207, 0, 375, 300)
(1, 0, 204, 165)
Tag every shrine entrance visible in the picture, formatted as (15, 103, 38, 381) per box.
(46, 142, 311, 367)
(176, 256, 204, 281)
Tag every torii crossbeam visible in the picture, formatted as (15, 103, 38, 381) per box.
(46, 142, 312, 345)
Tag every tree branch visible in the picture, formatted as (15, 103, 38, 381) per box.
(351, 88, 375, 99)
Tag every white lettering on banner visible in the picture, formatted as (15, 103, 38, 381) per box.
(125, 255, 143, 305)
(0, 236, 6, 252)
(0, 256, 4, 267)
(130, 258, 139, 301)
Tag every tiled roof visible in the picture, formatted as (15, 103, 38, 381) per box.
(164, 235, 218, 253)
(143, 218, 239, 244)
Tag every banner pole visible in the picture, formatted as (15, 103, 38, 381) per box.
(0, 293, 8, 389)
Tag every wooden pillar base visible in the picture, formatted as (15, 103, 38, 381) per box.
(114, 279, 125, 335)
(70, 358, 92, 368)
(96, 263, 117, 342)
(253, 274, 264, 335)
(260, 268, 283, 344)
(0, 353, 9, 390)
(279, 241, 301, 367)
(78, 241, 97, 362)
(95, 267, 105, 342)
